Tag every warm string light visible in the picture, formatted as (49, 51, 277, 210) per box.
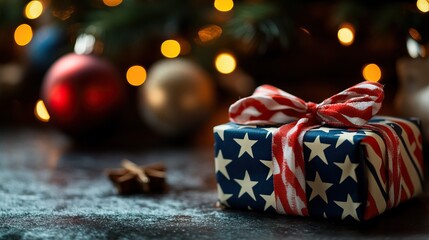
(337, 23, 355, 46)
(299, 27, 311, 35)
(34, 100, 50, 122)
(14, 24, 33, 46)
(198, 25, 222, 43)
(103, 0, 123, 7)
(214, 0, 234, 12)
(161, 40, 181, 58)
(416, 0, 429, 13)
(409, 28, 422, 41)
(362, 63, 382, 82)
(126, 65, 147, 86)
(215, 52, 237, 74)
(16, 2, 399, 89)
(25, 0, 44, 19)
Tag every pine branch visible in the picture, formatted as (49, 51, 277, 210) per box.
(222, 2, 293, 53)
(81, 0, 196, 56)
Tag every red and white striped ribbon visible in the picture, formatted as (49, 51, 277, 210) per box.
(229, 81, 395, 216)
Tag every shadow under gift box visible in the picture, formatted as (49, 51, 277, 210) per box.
(214, 116, 424, 221)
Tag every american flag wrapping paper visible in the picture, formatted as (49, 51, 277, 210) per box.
(214, 82, 424, 221)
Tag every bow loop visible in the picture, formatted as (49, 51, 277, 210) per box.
(316, 81, 384, 127)
(228, 86, 307, 125)
(229, 81, 384, 127)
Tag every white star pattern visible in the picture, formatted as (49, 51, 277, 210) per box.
(334, 155, 359, 183)
(260, 191, 276, 211)
(214, 124, 234, 141)
(234, 170, 259, 201)
(233, 133, 258, 158)
(307, 172, 333, 203)
(259, 159, 273, 180)
(264, 127, 277, 139)
(334, 194, 361, 221)
(334, 131, 364, 148)
(217, 184, 233, 207)
(214, 115, 423, 220)
(304, 136, 330, 164)
(215, 150, 233, 180)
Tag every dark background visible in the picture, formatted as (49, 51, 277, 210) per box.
(0, 0, 427, 146)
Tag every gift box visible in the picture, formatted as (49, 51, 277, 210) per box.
(214, 82, 424, 221)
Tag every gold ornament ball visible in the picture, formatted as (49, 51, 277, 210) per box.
(139, 58, 216, 136)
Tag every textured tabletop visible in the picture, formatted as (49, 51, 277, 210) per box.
(1, 129, 429, 239)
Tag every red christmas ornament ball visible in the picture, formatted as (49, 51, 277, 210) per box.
(41, 53, 126, 137)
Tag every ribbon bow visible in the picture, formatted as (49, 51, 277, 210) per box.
(229, 82, 384, 127)
(229, 82, 401, 216)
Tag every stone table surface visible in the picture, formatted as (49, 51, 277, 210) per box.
(1, 128, 429, 240)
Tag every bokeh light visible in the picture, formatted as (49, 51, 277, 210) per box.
(126, 65, 147, 86)
(161, 40, 181, 58)
(74, 33, 96, 55)
(215, 52, 237, 74)
(300, 27, 311, 35)
(103, 0, 123, 7)
(14, 24, 33, 46)
(417, 0, 429, 13)
(25, 0, 43, 19)
(362, 63, 382, 82)
(337, 23, 355, 46)
(407, 38, 425, 58)
(214, 0, 234, 12)
(34, 100, 50, 122)
(198, 25, 222, 43)
(409, 28, 422, 41)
